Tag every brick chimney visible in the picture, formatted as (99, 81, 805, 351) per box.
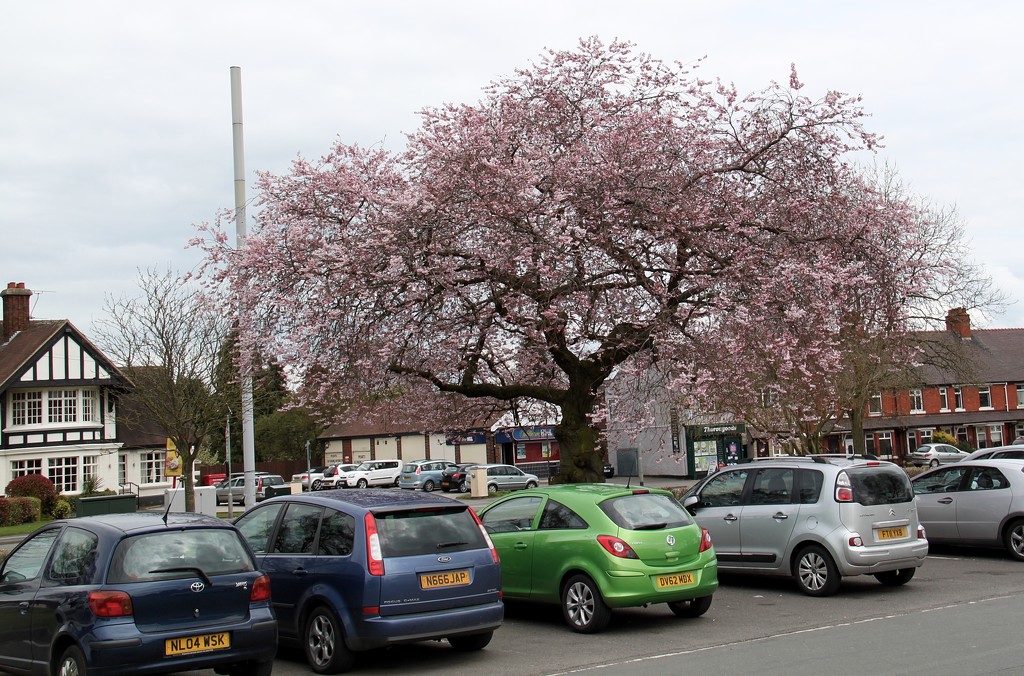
(2, 282, 32, 342)
(945, 307, 971, 339)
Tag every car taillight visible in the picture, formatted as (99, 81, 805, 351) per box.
(835, 472, 854, 502)
(469, 508, 499, 563)
(250, 574, 271, 602)
(416, 466, 422, 474)
(698, 528, 713, 553)
(89, 590, 133, 617)
(597, 535, 639, 559)
(364, 513, 385, 575)
(918, 525, 927, 540)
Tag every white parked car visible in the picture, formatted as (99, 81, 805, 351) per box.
(343, 460, 403, 488)
(316, 463, 359, 489)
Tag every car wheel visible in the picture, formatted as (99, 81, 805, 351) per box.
(793, 545, 841, 596)
(667, 595, 713, 618)
(561, 574, 611, 633)
(929, 459, 939, 468)
(356, 478, 368, 489)
(525, 480, 538, 489)
(305, 605, 354, 674)
(393, 476, 401, 487)
(57, 645, 86, 676)
(311, 479, 322, 491)
(1004, 519, 1024, 561)
(447, 630, 493, 651)
(423, 480, 435, 492)
(458, 480, 469, 493)
(874, 568, 916, 586)
(487, 483, 498, 494)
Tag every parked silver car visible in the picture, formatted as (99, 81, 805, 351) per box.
(291, 465, 328, 491)
(215, 473, 286, 505)
(912, 459, 1024, 560)
(681, 457, 928, 596)
(909, 443, 972, 467)
(474, 463, 540, 493)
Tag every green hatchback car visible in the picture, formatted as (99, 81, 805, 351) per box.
(477, 484, 718, 633)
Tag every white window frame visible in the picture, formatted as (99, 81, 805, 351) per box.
(5, 387, 101, 431)
(978, 385, 992, 410)
(939, 387, 949, 411)
(10, 458, 42, 478)
(1017, 385, 1024, 409)
(954, 386, 964, 411)
(910, 389, 924, 413)
(990, 425, 1003, 446)
(140, 452, 165, 485)
(877, 431, 894, 459)
(48, 456, 79, 493)
(83, 455, 99, 482)
(869, 392, 883, 416)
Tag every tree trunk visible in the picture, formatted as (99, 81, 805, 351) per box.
(552, 392, 603, 484)
(848, 408, 866, 455)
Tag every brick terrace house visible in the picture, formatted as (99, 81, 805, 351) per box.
(0, 282, 132, 496)
(827, 308, 1024, 461)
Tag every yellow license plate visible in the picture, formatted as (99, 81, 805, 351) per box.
(656, 572, 695, 588)
(165, 632, 230, 657)
(877, 527, 907, 540)
(420, 570, 471, 589)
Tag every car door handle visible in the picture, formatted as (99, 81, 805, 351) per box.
(292, 567, 309, 576)
(723, 514, 738, 522)
(514, 543, 529, 550)
(773, 512, 789, 520)
(938, 497, 953, 504)
(19, 602, 29, 614)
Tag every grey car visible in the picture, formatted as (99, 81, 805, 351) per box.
(909, 443, 972, 467)
(215, 474, 286, 505)
(475, 463, 540, 493)
(912, 459, 1024, 560)
(681, 457, 928, 596)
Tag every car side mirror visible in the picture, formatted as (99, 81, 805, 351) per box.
(682, 495, 699, 512)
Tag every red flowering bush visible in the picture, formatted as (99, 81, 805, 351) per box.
(0, 496, 40, 526)
(5, 474, 58, 516)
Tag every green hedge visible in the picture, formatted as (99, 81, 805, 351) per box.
(0, 496, 42, 526)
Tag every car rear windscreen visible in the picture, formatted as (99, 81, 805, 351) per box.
(845, 466, 915, 505)
(108, 529, 256, 583)
(600, 493, 694, 530)
(375, 507, 487, 557)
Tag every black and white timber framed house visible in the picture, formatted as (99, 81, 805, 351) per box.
(0, 282, 134, 496)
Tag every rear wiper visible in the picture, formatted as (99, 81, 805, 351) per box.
(149, 566, 213, 586)
(632, 523, 667, 531)
(436, 541, 469, 549)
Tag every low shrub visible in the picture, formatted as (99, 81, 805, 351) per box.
(52, 496, 74, 519)
(0, 496, 41, 526)
(5, 474, 58, 516)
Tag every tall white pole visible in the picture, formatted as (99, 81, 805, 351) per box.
(230, 66, 257, 508)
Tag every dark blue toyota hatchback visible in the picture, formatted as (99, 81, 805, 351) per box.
(234, 489, 503, 674)
(0, 512, 277, 676)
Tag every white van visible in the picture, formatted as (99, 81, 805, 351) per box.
(343, 459, 403, 488)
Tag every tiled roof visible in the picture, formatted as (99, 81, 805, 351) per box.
(916, 328, 1024, 385)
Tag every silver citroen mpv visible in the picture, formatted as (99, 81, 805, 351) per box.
(681, 457, 928, 596)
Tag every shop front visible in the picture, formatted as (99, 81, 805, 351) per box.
(686, 423, 746, 478)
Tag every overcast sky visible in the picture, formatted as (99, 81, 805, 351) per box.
(3, 1, 1021, 335)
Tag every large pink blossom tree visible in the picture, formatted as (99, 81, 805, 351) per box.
(197, 38, 889, 482)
